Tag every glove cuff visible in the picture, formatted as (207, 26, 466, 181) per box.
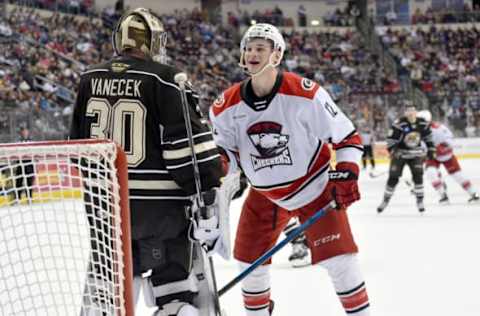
(335, 161, 360, 177)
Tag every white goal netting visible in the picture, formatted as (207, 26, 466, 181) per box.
(0, 140, 133, 316)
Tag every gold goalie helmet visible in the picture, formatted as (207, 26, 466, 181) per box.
(112, 8, 167, 63)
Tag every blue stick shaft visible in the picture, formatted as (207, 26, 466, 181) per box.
(218, 201, 335, 297)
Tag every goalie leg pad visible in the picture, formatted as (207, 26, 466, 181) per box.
(133, 234, 192, 276)
(134, 229, 197, 308)
(133, 276, 143, 306)
(133, 237, 167, 275)
(149, 249, 197, 307)
(321, 254, 370, 315)
(143, 271, 199, 308)
(153, 300, 200, 316)
(191, 243, 222, 316)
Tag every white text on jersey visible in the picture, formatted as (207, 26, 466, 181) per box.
(91, 78, 141, 97)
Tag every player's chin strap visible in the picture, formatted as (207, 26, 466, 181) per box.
(238, 50, 283, 78)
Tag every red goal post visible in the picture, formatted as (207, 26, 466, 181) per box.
(0, 139, 134, 316)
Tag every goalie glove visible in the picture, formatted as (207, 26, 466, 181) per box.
(190, 189, 221, 249)
(328, 162, 360, 210)
(189, 172, 240, 259)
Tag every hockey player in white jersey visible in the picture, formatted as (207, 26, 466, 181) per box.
(210, 24, 370, 315)
(417, 110, 479, 203)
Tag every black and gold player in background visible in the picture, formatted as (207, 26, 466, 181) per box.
(377, 103, 435, 213)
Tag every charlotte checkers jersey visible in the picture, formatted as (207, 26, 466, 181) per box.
(430, 121, 455, 162)
(209, 72, 363, 210)
(70, 55, 222, 203)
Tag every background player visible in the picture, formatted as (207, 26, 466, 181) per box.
(359, 125, 375, 172)
(377, 104, 435, 213)
(417, 110, 479, 203)
(210, 23, 370, 316)
(70, 8, 223, 316)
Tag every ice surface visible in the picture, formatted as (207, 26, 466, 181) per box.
(4, 159, 477, 315)
(136, 159, 480, 316)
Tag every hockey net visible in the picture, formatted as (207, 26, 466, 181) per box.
(0, 139, 133, 316)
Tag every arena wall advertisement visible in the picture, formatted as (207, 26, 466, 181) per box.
(0, 161, 82, 205)
(1, 138, 479, 205)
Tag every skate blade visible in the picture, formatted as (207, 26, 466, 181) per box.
(290, 256, 312, 268)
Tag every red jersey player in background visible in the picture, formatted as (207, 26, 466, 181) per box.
(417, 110, 479, 203)
(209, 24, 370, 316)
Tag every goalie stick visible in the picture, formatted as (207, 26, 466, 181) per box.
(218, 200, 336, 297)
(175, 73, 225, 316)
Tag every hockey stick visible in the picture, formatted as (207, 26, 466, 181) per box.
(218, 200, 336, 297)
(175, 73, 223, 316)
(368, 170, 388, 178)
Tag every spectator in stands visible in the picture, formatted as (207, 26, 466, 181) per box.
(272, 5, 284, 26)
(297, 5, 307, 27)
(1, 4, 395, 142)
(227, 11, 239, 29)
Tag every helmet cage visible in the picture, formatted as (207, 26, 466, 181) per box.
(112, 8, 167, 63)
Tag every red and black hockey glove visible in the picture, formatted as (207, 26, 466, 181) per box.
(328, 162, 360, 210)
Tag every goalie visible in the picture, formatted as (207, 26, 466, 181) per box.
(71, 8, 227, 316)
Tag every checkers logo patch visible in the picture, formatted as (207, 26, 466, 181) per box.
(301, 78, 315, 91)
(247, 121, 292, 171)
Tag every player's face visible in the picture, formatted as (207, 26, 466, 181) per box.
(405, 108, 417, 123)
(244, 39, 274, 73)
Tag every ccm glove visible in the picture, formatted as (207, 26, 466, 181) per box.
(328, 162, 360, 210)
(188, 172, 241, 259)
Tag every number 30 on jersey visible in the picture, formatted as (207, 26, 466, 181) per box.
(86, 97, 146, 167)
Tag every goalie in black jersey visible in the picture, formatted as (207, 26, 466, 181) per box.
(377, 103, 435, 213)
(71, 8, 224, 316)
